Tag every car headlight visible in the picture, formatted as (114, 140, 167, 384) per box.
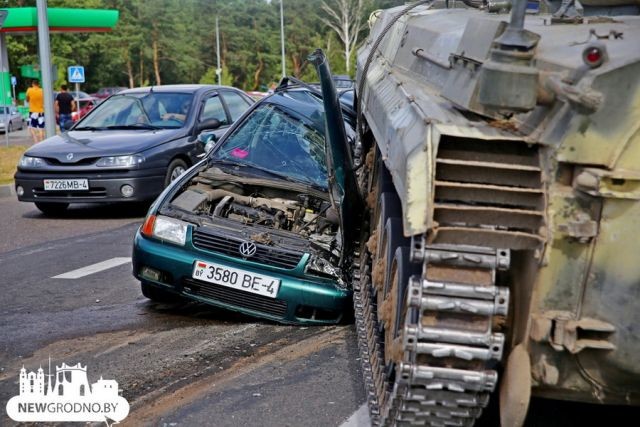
(150, 215, 188, 246)
(19, 155, 46, 168)
(305, 255, 341, 279)
(96, 155, 144, 168)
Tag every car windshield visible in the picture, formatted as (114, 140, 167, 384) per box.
(77, 92, 193, 130)
(212, 104, 327, 188)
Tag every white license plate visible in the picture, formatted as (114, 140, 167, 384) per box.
(44, 179, 89, 191)
(192, 260, 280, 298)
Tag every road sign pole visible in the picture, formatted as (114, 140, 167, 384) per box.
(37, 0, 57, 139)
(68, 66, 85, 111)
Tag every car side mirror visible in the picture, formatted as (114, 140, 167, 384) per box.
(197, 131, 218, 144)
(197, 132, 218, 156)
(196, 118, 221, 133)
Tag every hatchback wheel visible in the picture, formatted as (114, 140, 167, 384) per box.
(164, 158, 188, 187)
(7, 122, 12, 133)
(35, 202, 69, 216)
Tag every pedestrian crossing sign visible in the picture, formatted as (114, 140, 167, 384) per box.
(68, 66, 85, 83)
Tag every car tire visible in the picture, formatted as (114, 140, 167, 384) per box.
(35, 202, 69, 216)
(164, 158, 188, 187)
(140, 281, 177, 303)
(7, 122, 12, 133)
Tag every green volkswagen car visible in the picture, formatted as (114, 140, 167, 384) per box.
(132, 52, 361, 324)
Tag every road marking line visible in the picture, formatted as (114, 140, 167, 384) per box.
(52, 257, 132, 279)
(339, 403, 370, 427)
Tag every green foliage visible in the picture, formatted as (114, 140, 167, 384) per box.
(3, 0, 408, 93)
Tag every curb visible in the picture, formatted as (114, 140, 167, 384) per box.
(0, 183, 15, 199)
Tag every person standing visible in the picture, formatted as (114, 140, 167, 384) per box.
(26, 80, 45, 143)
(55, 84, 75, 130)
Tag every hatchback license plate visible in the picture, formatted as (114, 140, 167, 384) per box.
(192, 260, 280, 298)
(44, 179, 89, 191)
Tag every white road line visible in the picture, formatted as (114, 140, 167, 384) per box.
(339, 403, 370, 427)
(52, 257, 132, 279)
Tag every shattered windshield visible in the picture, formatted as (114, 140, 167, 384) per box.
(76, 92, 193, 130)
(212, 104, 328, 188)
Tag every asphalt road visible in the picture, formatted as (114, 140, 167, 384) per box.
(0, 198, 365, 427)
(0, 197, 638, 426)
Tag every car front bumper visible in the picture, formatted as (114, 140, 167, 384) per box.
(132, 230, 352, 325)
(14, 170, 165, 203)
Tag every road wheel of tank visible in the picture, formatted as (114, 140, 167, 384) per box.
(140, 281, 177, 303)
(164, 158, 188, 187)
(388, 246, 421, 354)
(378, 244, 423, 394)
(368, 191, 404, 294)
(35, 202, 69, 216)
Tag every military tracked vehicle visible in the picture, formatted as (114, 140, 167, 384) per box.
(353, 0, 640, 425)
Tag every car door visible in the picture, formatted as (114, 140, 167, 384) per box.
(197, 92, 231, 142)
(219, 89, 253, 124)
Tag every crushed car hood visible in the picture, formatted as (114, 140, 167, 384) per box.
(25, 128, 183, 163)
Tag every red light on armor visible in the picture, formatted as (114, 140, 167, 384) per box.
(582, 46, 606, 68)
(585, 48, 601, 64)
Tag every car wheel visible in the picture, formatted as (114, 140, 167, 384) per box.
(164, 158, 188, 187)
(35, 202, 69, 216)
(7, 122, 12, 133)
(140, 281, 177, 303)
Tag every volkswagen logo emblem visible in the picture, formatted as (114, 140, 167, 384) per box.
(239, 241, 257, 258)
(66, 153, 74, 160)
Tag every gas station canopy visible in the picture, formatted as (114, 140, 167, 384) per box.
(0, 8, 118, 34)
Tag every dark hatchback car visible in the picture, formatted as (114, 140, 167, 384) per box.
(15, 84, 254, 215)
(132, 53, 361, 325)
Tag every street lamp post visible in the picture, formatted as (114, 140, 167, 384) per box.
(36, 0, 56, 139)
(0, 35, 8, 147)
(280, 0, 285, 78)
(0, 10, 8, 147)
(215, 16, 221, 86)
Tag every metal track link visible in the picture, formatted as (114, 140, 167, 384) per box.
(353, 242, 511, 426)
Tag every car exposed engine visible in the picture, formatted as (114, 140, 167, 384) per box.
(164, 166, 342, 262)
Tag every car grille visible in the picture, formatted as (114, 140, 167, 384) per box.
(182, 277, 288, 318)
(33, 187, 107, 198)
(192, 229, 304, 270)
(23, 169, 126, 176)
(44, 157, 99, 166)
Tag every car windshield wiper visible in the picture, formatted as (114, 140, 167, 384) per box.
(73, 126, 106, 131)
(104, 124, 161, 130)
(209, 158, 245, 167)
(209, 157, 298, 183)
